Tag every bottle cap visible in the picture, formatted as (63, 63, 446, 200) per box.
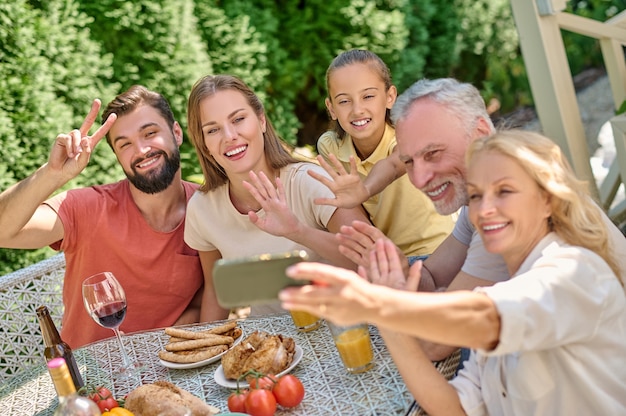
(47, 357, 66, 369)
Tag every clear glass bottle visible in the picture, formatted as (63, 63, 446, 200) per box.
(37, 305, 85, 389)
(48, 357, 101, 416)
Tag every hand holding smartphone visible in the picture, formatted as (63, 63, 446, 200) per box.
(212, 250, 310, 308)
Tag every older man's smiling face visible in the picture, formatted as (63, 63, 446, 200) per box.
(396, 99, 472, 215)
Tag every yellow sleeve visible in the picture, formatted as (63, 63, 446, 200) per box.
(316, 131, 340, 161)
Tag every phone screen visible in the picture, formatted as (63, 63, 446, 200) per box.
(212, 250, 310, 308)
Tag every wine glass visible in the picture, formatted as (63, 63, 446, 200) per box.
(82, 272, 141, 379)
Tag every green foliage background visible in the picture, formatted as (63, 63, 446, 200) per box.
(1, 0, 623, 273)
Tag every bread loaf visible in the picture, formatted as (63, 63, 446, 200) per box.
(124, 380, 219, 416)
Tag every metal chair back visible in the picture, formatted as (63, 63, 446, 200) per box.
(0, 253, 65, 381)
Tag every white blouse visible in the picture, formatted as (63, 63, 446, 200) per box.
(451, 233, 626, 415)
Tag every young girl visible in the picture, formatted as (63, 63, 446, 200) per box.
(184, 74, 369, 322)
(310, 49, 454, 263)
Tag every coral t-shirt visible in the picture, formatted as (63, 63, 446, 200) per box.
(45, 180, 203, 348)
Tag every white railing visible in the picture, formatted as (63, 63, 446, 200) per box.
(510, 0, 626, 225)
(605, 114, 626, 224)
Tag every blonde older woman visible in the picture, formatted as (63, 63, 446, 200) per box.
(280, 130, 626, 415)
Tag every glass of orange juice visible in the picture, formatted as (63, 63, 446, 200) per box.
(290, 310, 322, 332)
(327, 322, 374, 374)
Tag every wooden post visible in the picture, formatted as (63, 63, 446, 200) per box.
(510, 0, 598, 197)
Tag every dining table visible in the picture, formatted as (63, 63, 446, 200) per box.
(0, 313, 459, 415)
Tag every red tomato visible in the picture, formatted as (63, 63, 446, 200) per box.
(245, 388, 277, 416)
(272, 374, 305, 408)
(89, 387, 115, 407)
(88, 386, 119, 412)
(91, 386, 113, 401)
(249, 374, 276, 390)
(227, 390, 248, 413)
(98, 397, 119, 412)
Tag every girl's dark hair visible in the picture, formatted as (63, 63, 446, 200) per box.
(325, 49, 394, 139)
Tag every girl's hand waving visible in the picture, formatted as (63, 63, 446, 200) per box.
(308, 154, 369, 209)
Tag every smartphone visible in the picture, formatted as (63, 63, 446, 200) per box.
(212, 250, 311, 308)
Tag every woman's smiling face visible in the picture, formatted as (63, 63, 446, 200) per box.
(467, 150, 551, 273)
(199, 89, 267, 176)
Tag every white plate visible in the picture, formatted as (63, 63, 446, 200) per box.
(214, 345, 303, 389)
(159, 331, 244, 370)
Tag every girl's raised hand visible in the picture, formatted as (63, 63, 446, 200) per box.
(308, 154, 369, 208)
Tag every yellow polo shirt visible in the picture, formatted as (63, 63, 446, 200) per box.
(317, 125, 454, 256)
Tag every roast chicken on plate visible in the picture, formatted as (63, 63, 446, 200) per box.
(221, 330, 296, 380)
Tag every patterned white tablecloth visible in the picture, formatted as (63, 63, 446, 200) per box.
(0, 313, 459, 415)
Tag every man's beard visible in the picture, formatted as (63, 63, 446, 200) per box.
(125, 149, 181, 194)
(426, 175, 468, 216)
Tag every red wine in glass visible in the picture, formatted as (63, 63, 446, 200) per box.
(82, 272, 141, 379)
(93, 301, 127, 328)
